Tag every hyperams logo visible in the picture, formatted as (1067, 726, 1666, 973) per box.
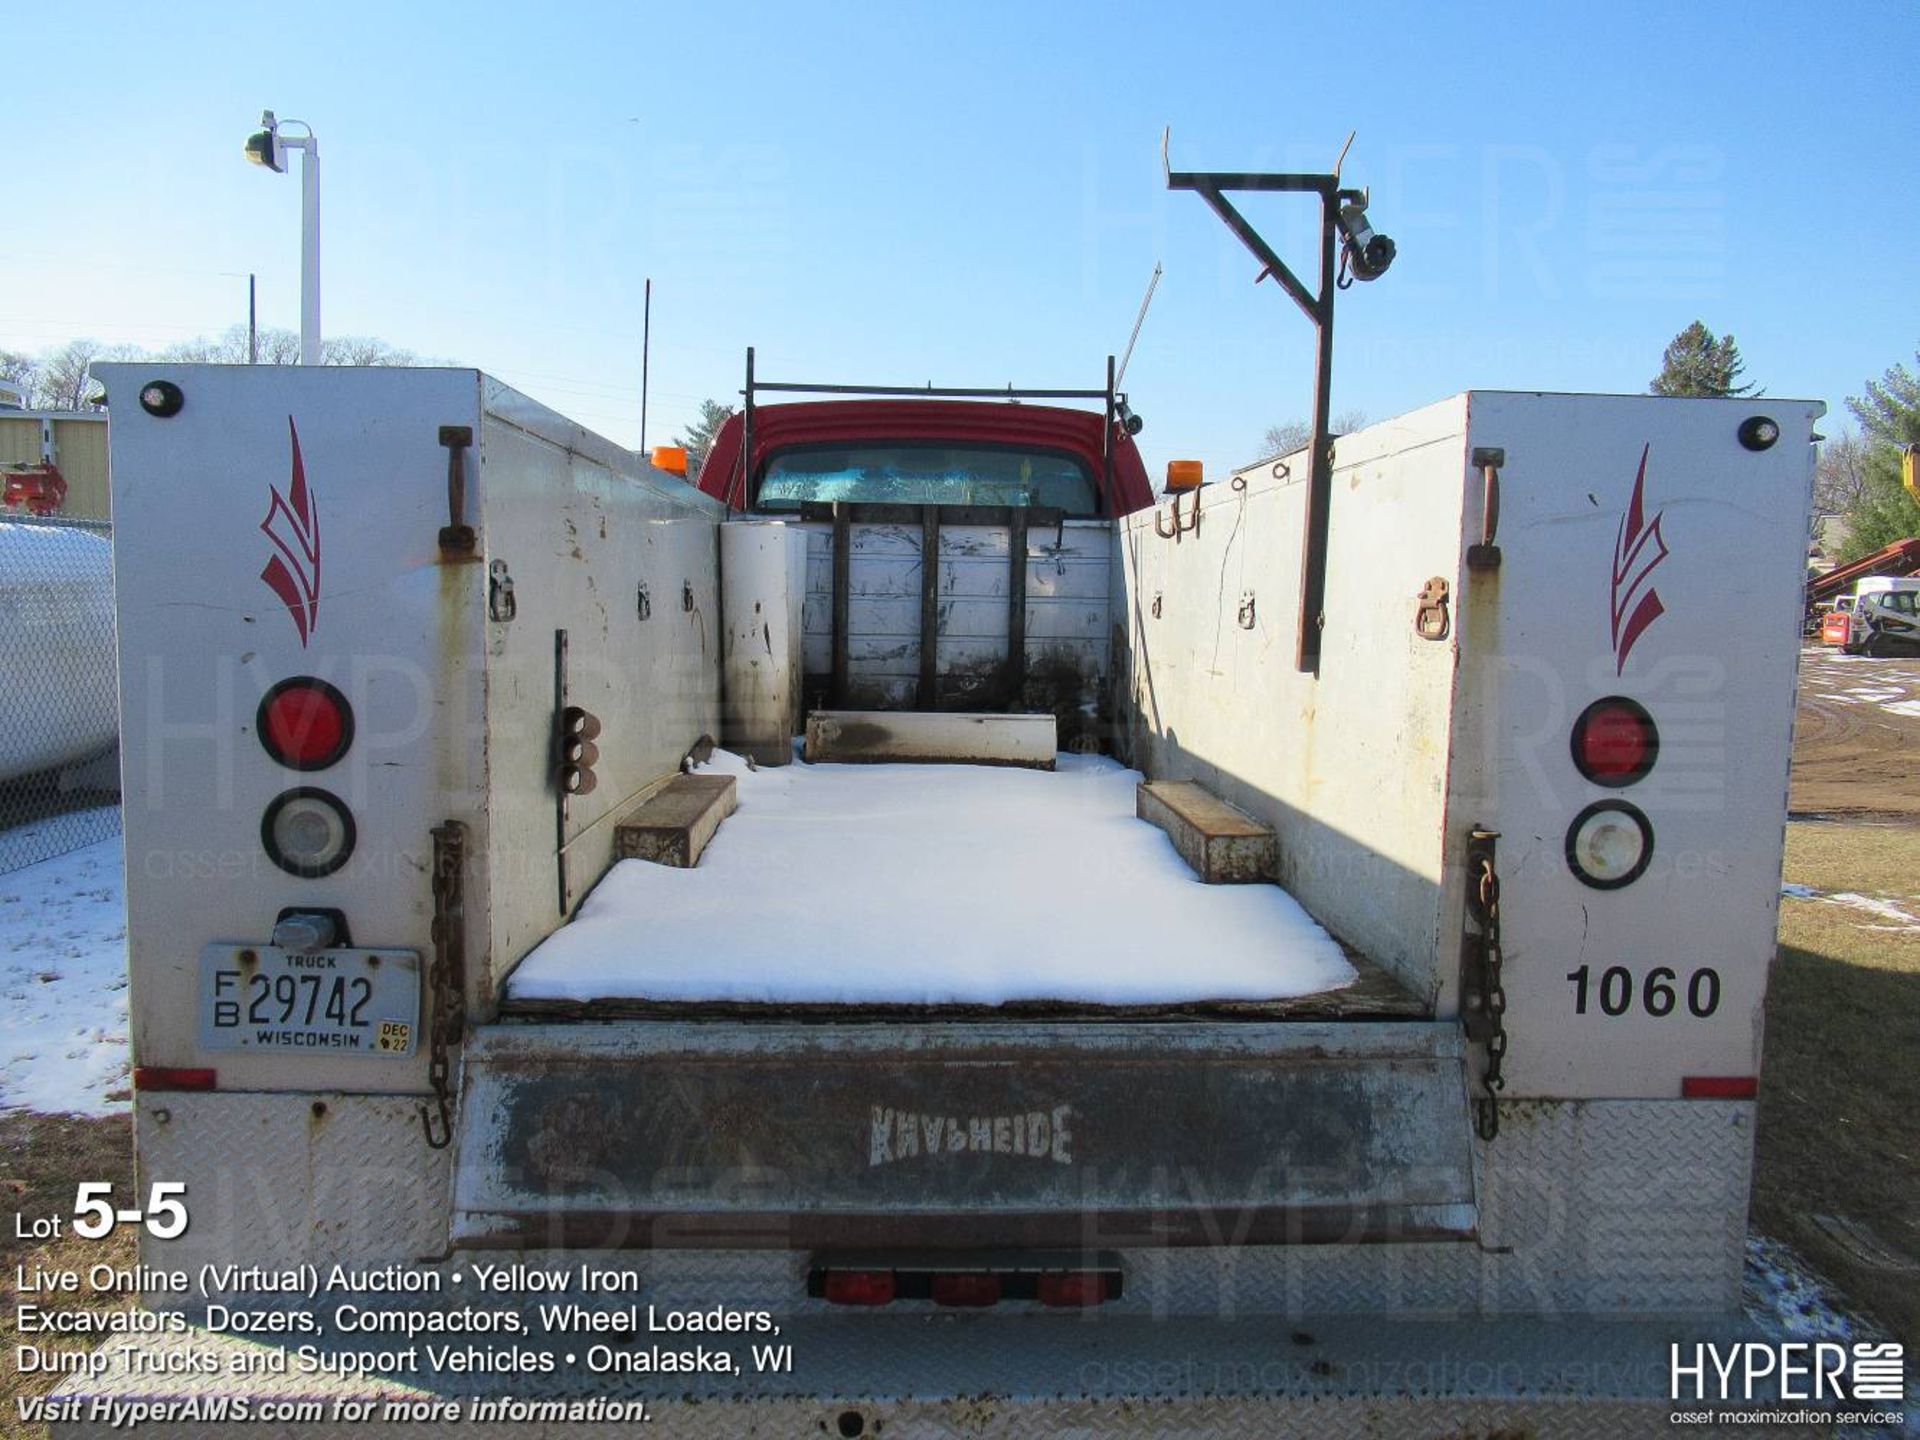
(1671, 1340, 1905, 1418)
(260, 418, 320, 645)
(1611, 443, 1669, 675)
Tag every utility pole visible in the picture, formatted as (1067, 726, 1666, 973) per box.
(640, 278, 652, 453)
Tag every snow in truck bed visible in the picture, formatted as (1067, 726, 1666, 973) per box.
(506, 751, 1357, 1008)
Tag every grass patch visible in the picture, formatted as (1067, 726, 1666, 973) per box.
(0, 1112, 135, 1440)
(1756, 822, 1920, 1347)
(1781, 823, 1920, 904)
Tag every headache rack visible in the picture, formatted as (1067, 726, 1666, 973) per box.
(736, 347, 1130, 512)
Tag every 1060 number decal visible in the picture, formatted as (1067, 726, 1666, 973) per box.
(1566, 964, 1720, 1018)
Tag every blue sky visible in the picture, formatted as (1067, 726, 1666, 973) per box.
(7, 2, 1916, 480)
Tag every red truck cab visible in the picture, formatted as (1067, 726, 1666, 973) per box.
(693, 399, 1156, 516)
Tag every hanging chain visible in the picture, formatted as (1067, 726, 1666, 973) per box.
(421, 820, 468, 1150)
(1461, 829, 1508, 1142)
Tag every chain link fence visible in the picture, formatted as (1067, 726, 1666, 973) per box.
(0, 516, 121, 875)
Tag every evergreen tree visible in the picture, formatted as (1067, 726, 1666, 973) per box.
(1650, 321, 1754, 397)
(1837, 351, 1920, 561)
(675, 399, 736, 481)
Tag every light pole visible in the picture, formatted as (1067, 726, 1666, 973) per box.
(243, 111, 321, 365)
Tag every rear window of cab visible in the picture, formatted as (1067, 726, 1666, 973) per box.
(756, 443, 1099, 515)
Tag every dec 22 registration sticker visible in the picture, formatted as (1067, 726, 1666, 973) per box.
(197, 944, 420, 1056)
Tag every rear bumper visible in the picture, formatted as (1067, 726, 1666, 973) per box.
(449, 1020, 1477, 1251)
(135, 1090, 1754, 1318)
(50, 1310, 1817, 1439)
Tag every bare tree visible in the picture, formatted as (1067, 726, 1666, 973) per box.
(157, 326, 417, 367)
(34, 338, 140, 409)
(0, 350, 38, 402)
(1, 329, 432, 414)
(321, 335, 419, 367)
(1813, 432, 1871, 517)
(1260, 410, 1368, 462)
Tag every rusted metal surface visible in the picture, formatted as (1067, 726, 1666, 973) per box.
(1136, 780, 1277, 883)
(1414, 575, 1450, 640)
(804, 710, 1056, 767)
(436, 423, 476, 557)
(1466, 445, 1503, 571)
(451, 1020, 1474, 1250)
(611, 773, 737, 867)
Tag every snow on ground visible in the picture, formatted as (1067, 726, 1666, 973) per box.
(1826, 891, 1920, 926)
(1781, 881, 1920, 932)
(1743, 1233, 1881, 1343)
(0, 832, 130, 1115)
(510, 751, 1357, 1007)
(1799, 649, 1920, 720)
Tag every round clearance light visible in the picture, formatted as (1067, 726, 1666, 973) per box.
(262, 788, 356, 878)
(138, 380, 184, 417)
(257, 677, 353, 771)
(1570, 695, 1659, 787)
(1566, 800, 1653, 890)
(1737, 415, 1780, 452)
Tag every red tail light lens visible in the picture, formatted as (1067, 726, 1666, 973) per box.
(821, 1270, 896, 1306)
(258, 678, 353, 771)
(1037, 1273, 1112, 1308)
(1570, 696, 1657, 786)
(931, 1273, 1002, 1308)
(133, 1066, 217, 1092)
(1682, 1076, 1758, 1100)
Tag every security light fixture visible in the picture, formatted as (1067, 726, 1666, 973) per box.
(242, 109, 321, 365)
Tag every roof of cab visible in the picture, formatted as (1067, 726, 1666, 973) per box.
(693, 399, 1155, 516)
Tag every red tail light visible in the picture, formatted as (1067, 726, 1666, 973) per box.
(931, 1273, 1002, 1308)
(811, 1260, 1124, 1306)
(1037, 1273, 1112, 1308)
(1682, 1076, 1758, 1100)
(133, 1067, 217, 1092)
(1571, 696, 1657, 786)
(258, 678, 353, 771)
(821, 1270, 896, 1306)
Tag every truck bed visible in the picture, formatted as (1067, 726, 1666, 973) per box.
(501, 752, 1424, 1020)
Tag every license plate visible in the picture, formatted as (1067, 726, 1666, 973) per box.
(198, 945, 421, 1056)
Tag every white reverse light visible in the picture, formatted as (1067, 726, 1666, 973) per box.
(262, 788, 356, 878)
(1565, 800, 1653, 890)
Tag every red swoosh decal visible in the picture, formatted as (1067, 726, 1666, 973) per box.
(1609, 444, 1669, 675)
(260, 419, 320, 645)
